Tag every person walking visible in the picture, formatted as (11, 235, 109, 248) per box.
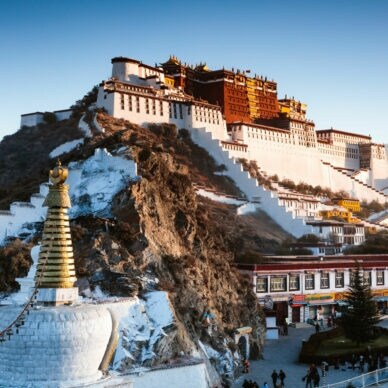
(313, 372, 320, 387)
(243, 358, 250, 373)
(279, 369, 286, 386)
(303, 370, 313, 388)
(271, 370, 278, 388)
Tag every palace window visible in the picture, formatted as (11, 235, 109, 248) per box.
(159, 100, 163, 116)
(187, 105, 191, 115)
(173, 103, 177, 119)
(169, 103, 172, 118)
(377, 270, 385, 285)
(335, 272, 344, 288)
(289, 274, 300, 291)
(128, 95, 132, 111)
(179, 104, 183, 119)
(256, 276, 268, 293)
(305, 273, 315, 290)
(363, 271, 372, 286)
(152, 99, 156, 115)
(145, 98, 149, 114)
(320, 272, 330, 289)
(120, 93, 124, 110)
(136, 96, 140, 113)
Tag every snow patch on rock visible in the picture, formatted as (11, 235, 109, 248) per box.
(67, 148, 138, 218)
(113, 292, 175, 370)
(49, 138, 84, 158)
(237, 203, 259, 215)
(79, 114, 93, 137)
(196, 188, 258, 215)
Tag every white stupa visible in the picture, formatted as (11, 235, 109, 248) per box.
(0, 162, 118, 387)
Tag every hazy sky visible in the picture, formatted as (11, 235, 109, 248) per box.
(1, 0, 387, 143)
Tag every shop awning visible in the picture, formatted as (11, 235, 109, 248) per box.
(308, 301, 335, 306)
(336, 301, 348, 306)
(374, 296, 388, 302)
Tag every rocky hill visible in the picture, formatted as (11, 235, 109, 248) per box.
(0, 111, 292, 383)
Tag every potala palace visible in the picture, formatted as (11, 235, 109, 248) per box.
(15, 55, 388, 243)
(2, 55, 388, 388)
(92, 55, 387, 200)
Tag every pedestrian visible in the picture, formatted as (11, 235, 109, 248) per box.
(271, 370, 278, 388)
(279, 369, 286, 386)
(243, 358, 250, 373)
(283, 320, 288, 336)
(315, 322, 320, 334)
(313, 372, 320, 387)
(302, 369, 313, 388)
(242, 379, 249, 388)
(359, 355, 365, 373)
(351, 354, 356, 370)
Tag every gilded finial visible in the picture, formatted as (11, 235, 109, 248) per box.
(35, 161, 77, 292)
(50, 159, 68, 185)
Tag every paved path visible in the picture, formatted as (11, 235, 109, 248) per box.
(232, 323, 388, 388)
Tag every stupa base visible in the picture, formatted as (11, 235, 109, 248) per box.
(37, 287, 79, 305)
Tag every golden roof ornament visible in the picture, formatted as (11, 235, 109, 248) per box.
(35, 160, 77, 291)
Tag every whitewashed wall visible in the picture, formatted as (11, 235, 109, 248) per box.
(97, 87, 227, 140)
(20, 113, 44, 127)
(129, 362, 208, 388)
(0, 304, 112, 387)
(191, 127, 314, 238)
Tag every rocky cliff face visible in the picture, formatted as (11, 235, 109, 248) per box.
(0, 112, 292, 383)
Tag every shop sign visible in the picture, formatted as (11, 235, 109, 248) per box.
(305, 293, 335, 303)
(335, 292, 345, 300)
(293, 294, 305, 302)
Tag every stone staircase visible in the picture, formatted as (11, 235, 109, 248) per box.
(190, 127, 314, 238)
(322, 161, 387, 201)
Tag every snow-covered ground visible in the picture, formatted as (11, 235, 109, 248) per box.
(49, 138, 84, 158)
(0, 148, 138, 245)
(113, 291, 175, 369)
(68, 148, 138, 217)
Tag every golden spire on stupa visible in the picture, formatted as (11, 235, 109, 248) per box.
(35, 160, 77, 289)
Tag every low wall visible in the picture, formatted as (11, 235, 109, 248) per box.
(128, 361, 207, 388)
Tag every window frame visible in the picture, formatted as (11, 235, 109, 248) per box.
(320, 271, 330, 289)
(335, 271, 344, 288)
(270, 275, 287, 292)
(289, 274, 300, 291)
(305, 273, 315, 290)
(256, 276, 268, 293)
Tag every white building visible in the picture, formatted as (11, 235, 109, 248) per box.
(239, 254, 388, 325)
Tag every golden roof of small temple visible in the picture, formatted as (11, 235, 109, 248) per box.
(35, 161, 77, 289)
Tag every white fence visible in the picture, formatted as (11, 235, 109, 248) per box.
(320, 366, 388, 387)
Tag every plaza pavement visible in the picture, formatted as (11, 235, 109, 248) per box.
(232, 319, 388, 388)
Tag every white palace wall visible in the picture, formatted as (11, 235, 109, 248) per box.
(371, 145, 388, 192)
(226, 124, 387, 202)
(191, 127, 314, 237)
(97, 85, 227, 141)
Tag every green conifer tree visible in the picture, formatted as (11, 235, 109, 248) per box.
(340, 262, 380, 344)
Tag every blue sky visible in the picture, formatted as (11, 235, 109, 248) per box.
(1, 0, 387, 143)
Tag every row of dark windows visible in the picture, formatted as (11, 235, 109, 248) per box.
(256, 271, 385, 293)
